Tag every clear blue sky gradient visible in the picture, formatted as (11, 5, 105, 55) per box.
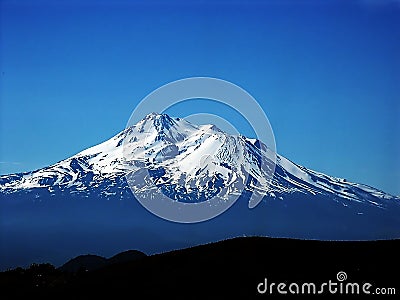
(0, 0, 399, 195)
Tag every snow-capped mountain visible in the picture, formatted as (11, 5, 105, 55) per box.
(1, 113, 397, 208)
(1, 113, 399, 269)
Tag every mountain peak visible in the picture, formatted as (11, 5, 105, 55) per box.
(131, 113, 180, 139)
(142, 113, 176, 130)
(144, 112, 171, 119)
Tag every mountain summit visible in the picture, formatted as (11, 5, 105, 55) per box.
(0, 113, 399, 269)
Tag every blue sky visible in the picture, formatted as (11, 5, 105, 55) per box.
(0, 0, 399, 195)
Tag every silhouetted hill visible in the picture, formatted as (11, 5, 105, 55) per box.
(59, 250, 147, 273)
(1, 237, 399, 299)
(59, 254, 108, 273)
(107, 249, 147, 265)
